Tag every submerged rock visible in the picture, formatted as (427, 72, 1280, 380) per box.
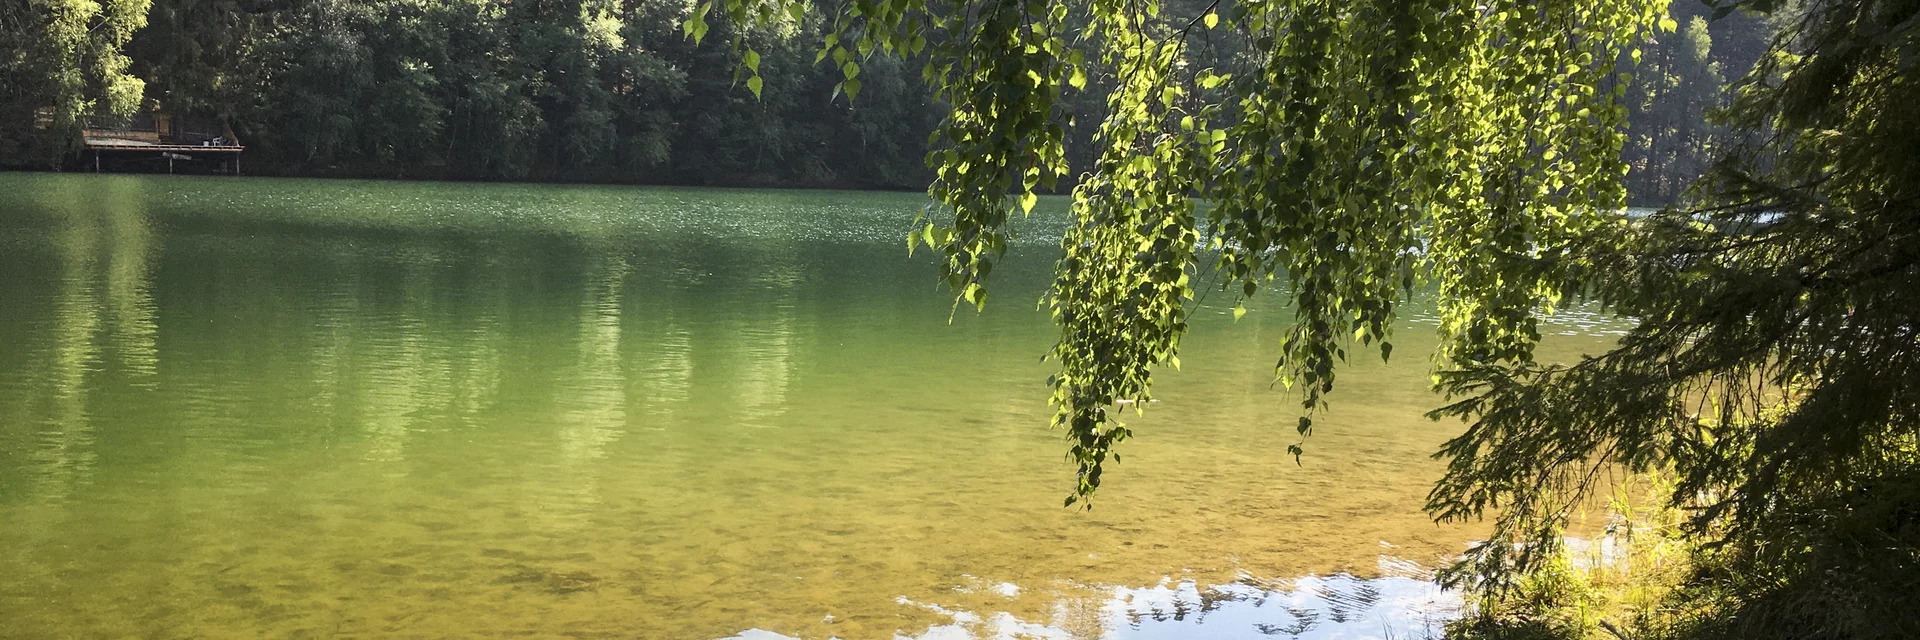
(498, 565, 602, 594)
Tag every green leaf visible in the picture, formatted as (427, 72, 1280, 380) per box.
(746, 75, 763, 98)
(1203, 11, 1218, 29)
(685, 3, 712, 43)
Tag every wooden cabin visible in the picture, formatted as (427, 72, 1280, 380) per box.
(83, 110, 244, 174)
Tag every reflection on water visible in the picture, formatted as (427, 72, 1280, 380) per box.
(0, 174, 1621, 639)
(727, 555, 1457, 640)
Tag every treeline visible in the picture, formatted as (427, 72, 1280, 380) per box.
(1619, 1, 1772, 206)
(6, 0, 1764, 200)
(121, 0, 946, 188)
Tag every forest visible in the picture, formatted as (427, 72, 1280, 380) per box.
(8, 0, 1762, 202)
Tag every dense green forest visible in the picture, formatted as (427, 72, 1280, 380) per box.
(8, 0, 1762, 201)
(1618, 2, 1769, 204)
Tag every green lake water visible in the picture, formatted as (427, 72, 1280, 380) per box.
(0, 173, 1623, 639)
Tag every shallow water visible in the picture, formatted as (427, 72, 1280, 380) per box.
(0, 174, 1620, 639)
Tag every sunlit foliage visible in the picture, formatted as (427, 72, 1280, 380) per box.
(694, 0, 1670, 502)
(707, 1, 1916, 623)
(0, 0, 149, 166)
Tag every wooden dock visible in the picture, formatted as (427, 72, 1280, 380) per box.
(82, 111, 244, 174)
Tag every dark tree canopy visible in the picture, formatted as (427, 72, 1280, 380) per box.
(1429, 0, 1920, 631)
(6, 0, 1761, 198)
(4, 0, 951, 187)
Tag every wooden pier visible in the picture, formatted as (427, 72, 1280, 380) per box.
(83, 111, 244, 174)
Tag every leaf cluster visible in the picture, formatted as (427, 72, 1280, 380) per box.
(703, 0, 1666, 504)
(1425, 0, 1920, 605)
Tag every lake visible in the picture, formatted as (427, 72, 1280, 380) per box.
(0, 174, 1621, 639)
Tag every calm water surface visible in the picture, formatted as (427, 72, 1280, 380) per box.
(0, 174, 1620, 639)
